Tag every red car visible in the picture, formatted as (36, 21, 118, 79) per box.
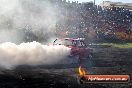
(53, 38, 93, 64)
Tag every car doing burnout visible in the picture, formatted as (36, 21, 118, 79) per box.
(51, 38, 93, 64)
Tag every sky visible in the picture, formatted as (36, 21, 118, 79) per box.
(67, 0, 132, 5)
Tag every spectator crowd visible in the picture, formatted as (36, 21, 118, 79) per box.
(53, 0, 132, 42)
(22, 0, 132, 42)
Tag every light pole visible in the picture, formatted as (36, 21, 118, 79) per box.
(94, 0, 95, 6)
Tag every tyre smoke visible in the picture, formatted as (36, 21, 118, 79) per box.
(0, 41, 71, 69)
(0, 0, 72, 69)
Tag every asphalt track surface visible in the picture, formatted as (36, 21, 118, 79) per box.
(0, 46, 132, 88)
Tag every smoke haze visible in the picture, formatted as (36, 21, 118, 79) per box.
(0, 0, 58, 43)
(0, 41, 70, 69)
(0, 0, 73, 69)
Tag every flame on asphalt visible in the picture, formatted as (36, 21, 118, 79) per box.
(78, 66, 86, 76)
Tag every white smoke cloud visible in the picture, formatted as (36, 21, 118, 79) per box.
(0, 0, 59, 43)
(0, 41, 71, 69)
(0, 0, 73, 69)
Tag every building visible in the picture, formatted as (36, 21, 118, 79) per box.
(99, 1, 132, 10)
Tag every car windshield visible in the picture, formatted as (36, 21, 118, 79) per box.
(54, 39, 77, 46)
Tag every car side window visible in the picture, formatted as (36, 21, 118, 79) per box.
(72, 40, 77, 46)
